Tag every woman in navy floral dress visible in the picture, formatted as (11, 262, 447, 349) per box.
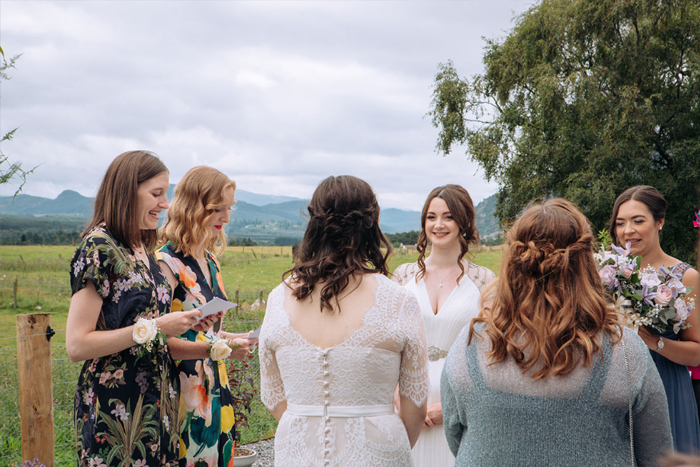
(67, 151, 203, 466)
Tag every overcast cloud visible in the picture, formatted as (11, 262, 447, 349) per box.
(0, 0, 534, 210)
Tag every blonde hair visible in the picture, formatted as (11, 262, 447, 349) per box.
(159, 166, 236, 257)
(469, 198, 621, 379)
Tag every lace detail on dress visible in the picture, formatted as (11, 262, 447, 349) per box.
(392, 260, 496, 292)
(259, 275, 428, 466)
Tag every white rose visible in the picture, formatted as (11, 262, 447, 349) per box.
(209, 339, 232, 361)
(640, 271, 661, 289)
(133, 318, 158, 345)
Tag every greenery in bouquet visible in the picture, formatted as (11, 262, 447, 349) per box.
(594, 242, 694, 334)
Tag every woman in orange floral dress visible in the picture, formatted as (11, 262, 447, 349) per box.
(157, 166, 257, 467)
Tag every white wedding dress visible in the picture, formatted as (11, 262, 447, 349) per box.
(394, 261, 495, 467)
(259, 274, 429, 467)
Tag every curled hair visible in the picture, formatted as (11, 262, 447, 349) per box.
(416, 184, 479, 282)
(609, 185, 667, 247)
(469, 198, 621, 380)
(83, 150, 168, 251)
(159, 166, 236, 257)
(284, 175, 392, 312)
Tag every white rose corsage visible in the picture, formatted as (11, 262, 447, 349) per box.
(205, 329, 232, 361)
(132, 317, 165, 356)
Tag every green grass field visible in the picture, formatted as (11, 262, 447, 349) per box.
(0, 244, 502, 465)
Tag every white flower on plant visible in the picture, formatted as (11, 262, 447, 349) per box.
(640, 270, 662, 289)
(133, 460, 147, 467)
(110, 403, 129, 421)
(87, 457, 107, 467)
(73, 257, 85, 276)
(133, 318, 159, 345)
(654, 285, 673, 306)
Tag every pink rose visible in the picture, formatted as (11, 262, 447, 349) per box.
(622, 265, 635, 279)
(599, 265, 618, 289)
(654, 285, 673, 306)
(640, 271, 661, 288)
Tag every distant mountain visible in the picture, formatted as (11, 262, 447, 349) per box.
(0, 189, 501, 241)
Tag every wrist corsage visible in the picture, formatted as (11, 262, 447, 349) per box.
(206, 329, 232, 361)
(133, 317, 165, 356)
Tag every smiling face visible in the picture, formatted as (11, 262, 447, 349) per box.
(207, 186, 235, 239)
(136, 172, 170, 230)
(615, 199, 664, 257)
(424, 197, 461, 248)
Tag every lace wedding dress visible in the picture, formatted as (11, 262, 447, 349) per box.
(394, 261, 495, 467)
(259, 274, 429, 466)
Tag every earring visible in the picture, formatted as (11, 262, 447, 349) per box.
(659, 226, 663, 231)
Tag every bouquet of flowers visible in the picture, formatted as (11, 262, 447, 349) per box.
(594, 242, 694, 334)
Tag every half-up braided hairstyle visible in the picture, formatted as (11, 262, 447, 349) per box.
(469, 198, 620, 380)
(284, 175, 392, 312)
(415, 184, 479, 282)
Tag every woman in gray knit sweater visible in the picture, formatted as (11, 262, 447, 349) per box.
(441, 198, 672, 466)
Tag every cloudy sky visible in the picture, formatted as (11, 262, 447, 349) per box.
(0, 0, 534, 210)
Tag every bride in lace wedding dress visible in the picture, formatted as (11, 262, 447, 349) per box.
(394, 185, 496, 467)
(259, 176, 429, 467)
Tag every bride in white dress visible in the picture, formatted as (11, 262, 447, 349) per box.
(394, 184, 496, 467)
(259, 175, 429, 466)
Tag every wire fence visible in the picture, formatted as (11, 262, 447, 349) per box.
(0, 276, 274, 466)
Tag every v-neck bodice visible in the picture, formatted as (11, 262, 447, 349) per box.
(405, 275, 481, 352)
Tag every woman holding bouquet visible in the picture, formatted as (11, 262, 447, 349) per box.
(441, 198, 672, 466)
(67, 151, 203, 466)
(393, 184, 495, 467)
(610, 185, 700, 452)
(157, 166, 258, 467)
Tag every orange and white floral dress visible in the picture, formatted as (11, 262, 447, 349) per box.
(157, 243, 236, 467)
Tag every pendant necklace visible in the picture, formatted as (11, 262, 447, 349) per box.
(436, 264, 459, 288)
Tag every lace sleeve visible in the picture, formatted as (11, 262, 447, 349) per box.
(259, 289, 286, 411)
(397, 291, 429, 407)
(392, 262, 418, 286)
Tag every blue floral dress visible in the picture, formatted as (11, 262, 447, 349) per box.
(70, 226, 180, 467)
(647, 262, 700, 453)
(157, 243, 236, 467)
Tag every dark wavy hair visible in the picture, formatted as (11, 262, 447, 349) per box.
(416, 184, 479, 282)
(469, 198, 620, 379)
(284, 175, 392, 312)
(83, 150, 168, 251)
(609, 185, 667, 247)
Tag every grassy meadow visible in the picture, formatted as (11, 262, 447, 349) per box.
(0, 243, 503, 465)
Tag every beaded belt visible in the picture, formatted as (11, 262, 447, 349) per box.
(286, 403, 394, 418)
(428, 345, 449, 362)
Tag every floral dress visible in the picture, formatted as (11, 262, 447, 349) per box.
(157, 243, 236, 467)
(70, 226, 179, 467)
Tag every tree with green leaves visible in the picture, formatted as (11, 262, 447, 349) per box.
(0, 46, 33, 196)
(430, 0, 700, 262)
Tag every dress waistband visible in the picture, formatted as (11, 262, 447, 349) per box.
(286, 403, 395, 418)
(428, 345, 449, 362)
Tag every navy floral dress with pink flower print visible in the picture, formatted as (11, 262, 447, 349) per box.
(70, 226, 180, 467)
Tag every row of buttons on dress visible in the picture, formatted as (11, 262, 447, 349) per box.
(321, 349, 331, 465)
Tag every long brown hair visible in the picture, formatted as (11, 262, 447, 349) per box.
(159, 166, 236, 257)
(284, 175, 392, 312)
(469, 198, 620, 379)
(608, 185, 667, 247)
(83, 150, 168, 251)
(416, 184, 479, 282)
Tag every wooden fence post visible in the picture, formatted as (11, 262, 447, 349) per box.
(13, 277, 18, 309)
(16, 313, 55, 467)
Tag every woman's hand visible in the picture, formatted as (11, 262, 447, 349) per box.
(192, 312, 223, 333)
(638, 326, 661, 350)
(227, 336, 258, 361)
(423, 402, 443, 428)
(156, 309, 202, 337)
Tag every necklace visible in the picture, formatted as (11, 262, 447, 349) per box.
(434, 264, 459, 288)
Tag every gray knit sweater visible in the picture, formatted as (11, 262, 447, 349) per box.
(441, 325, 672, 466)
